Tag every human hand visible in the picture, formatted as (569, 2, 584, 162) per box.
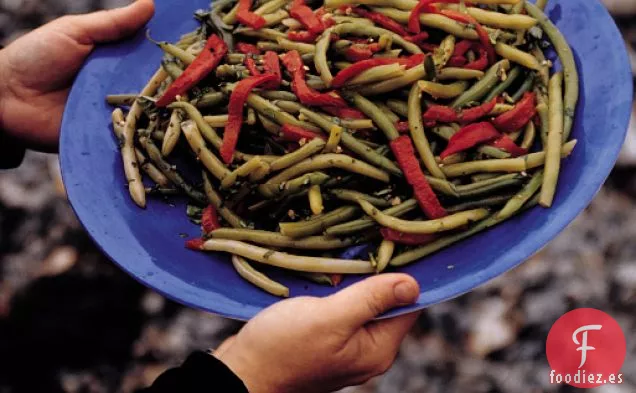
(0, 0, 155, 151)
(215, 274, 421, 393)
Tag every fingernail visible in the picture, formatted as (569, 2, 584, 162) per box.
(394, 281, 418, 304)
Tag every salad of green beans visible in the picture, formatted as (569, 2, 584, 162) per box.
(107, 0, 578, 297)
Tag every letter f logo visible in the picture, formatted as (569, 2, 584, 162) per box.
(572, 325, 603, 369)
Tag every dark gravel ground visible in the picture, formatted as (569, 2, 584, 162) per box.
(1, 1, 635, 392)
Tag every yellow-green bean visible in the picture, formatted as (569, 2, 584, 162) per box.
(437, 68, 484, 81)
(408, 84, 445, 179)
(438, 4, 537, 29)
(419, 80, 469, 99)
(232, 255, 290, 297)
(280, 206, 360, 238)
(162, 110, 183, 156)
(270, 139, 327, 172)
(198, 239, 375, 274)
(309, 185, 324, 215)
(540, 72, 564, 208)
(452, 60, 510, 108)
(375, 240, 395, 273)
(181, 120, 232, 181)
(203, 172, 250, 229)
(212, 229, 367, 250)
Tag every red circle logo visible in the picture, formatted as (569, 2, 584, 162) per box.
(546, 308, 626, 388)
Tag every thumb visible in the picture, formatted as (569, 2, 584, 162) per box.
(60, 0, 155, 44)
(323, 274, 420, 330)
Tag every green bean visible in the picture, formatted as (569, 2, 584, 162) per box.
(375, 102, 400, 124)
(243, 92, 321, 132)
(426, 176, 460, 198)
(222, 2, 240, 24)
(526, 2, 579, 141)
(420, 80, 469, 99)
(437, 68, 484, 81)
(112, 109, 171, 188)
(442, 139, 577, 177)
(325, 0, 417, 10)
(276, 37, 316, 54)
(268, 172, 332, 198)
(146, 31, 196, 65)
(221, 157, 267, 189)
(536, 0, 548, 11)
(180, 120, 232, 181)
(324, 125, 343, 153)
(356, 63, 426, 96)
(347, 92, 399, 141)
(437, 4, 538, 29)
(143, 138, 207, 204)
(511, 72, 535, 102)
(347, 64, 406, 86)
(332, 15, 375, 25)
(279, 206, 361, 238)
(161, 59, 183, 80)
(299, 109, 402, 175)
(359, 199, 489, 234)
(203, 115, 229, 128)
(540, 72, 564, 208)
(309, 185, 325, 215)
(433, 35, 456, 70)
(212, 228, 366, 250)
(452, 60, 510, 108)
(334, 23, 422, 54)
(329, 189, 392, 207)
(490, 103, 514, 115)
(199, 239, 374, 274)
(495, 42, 541, 71)
(258, 113, 281, 136)
(123, 68, 168, 208)
(325, 199, 418, 236)
(446, 193, 514, 213)
(264, 154, 391, 198)
(259, 90, 298, 101)
(275, 100, 303, 114)
(386, 99, 409, 117)
(531, 46, 550, 88)
(315, 27, 336, 86)
(483, 66, 522, 103)
(202, 172, 250, 229)
(471, 173, 500, 182)
(296, 272, 338, 286)
(161, 110, 183, 156)
(408, 84, 445, 179)
(375, 240, 395, 273)
(431, 126, 511, 159)
(536, 101, 550, 148)
(262, 9, 289, 26)
(270, 139, 327, 172)
(456, 173, 526, 198)
(191, 92, 225, 109)
(498, 170, 543, 220)
(232, 255, 290, 298)
(235, 27, 286, 42)
(521, 121, 536, 150)
(371, 8, 479, 40)
(168, 101, 222, 148)
(107, 94, 137, 106)
(247, 108, 257, 126)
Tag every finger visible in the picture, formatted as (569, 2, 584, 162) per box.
(61, 0, 155, 45)
(365, 311, 420, 350)
(323, 274, 420, 330)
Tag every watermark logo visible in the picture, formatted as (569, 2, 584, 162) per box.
(546, 309, 626, 388)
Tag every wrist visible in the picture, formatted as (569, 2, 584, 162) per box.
(217, 349, 280, 393)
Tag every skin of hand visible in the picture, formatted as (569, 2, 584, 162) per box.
(215, 273, 421, 393)
(0, 0, 155, 152)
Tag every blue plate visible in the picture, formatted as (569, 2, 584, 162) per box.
(60, 0, 632, 320)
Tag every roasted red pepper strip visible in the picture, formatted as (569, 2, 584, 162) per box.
(262, 51, 282, 89)
(329, 274, 344, 286)
(237, 0, 266, 29)
(201, 205, 221, 233)
(409, 0, 460, 33)
(395, 121, 410, 133)
(405, 32, 430, 44)
(438, 9, 495, 65)
(381, 228, 437, 246)
(344, 45, 374, 62)
(331, 58, 401, 88)
(458, 97, 496, 123)
(290, 0, 324, 34)
(390, 135, 447, 219)
(440, 122, 500, 159)
(280, 124, 325, 142)
(322, 106, 367, 119)
(156, 35, 228, 107)
(423, 105, 458, 123)
(491, 92, 537, 133)
(185, 238, 205, 250)
(453, 40, 473, 57)
(221, 74, 278, 164)
(287, 30, 319, 43)
(315, 7, 336, 28)
(464, 44, 489, 71)
(489, 135, 528, 157)
(281, 50, 347, 107)
(352, 7, 409, 35)
(236, 42, 260, 55)
(245, 57, 261, 76)
(418, 43, 439, 53)
(447, 56, 467, 67)
(397, 53, 427, 69)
